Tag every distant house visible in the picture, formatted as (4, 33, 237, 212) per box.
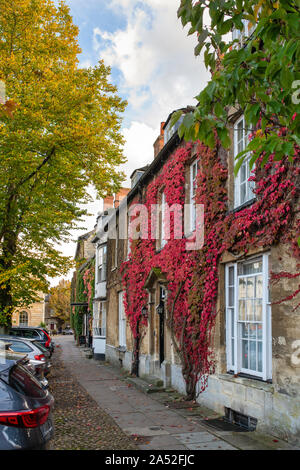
(12, 293, 48, 327)
(71, 230, 95, 345)
(91, 189, 130, 359)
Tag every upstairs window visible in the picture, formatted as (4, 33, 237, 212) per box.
(190, 160, 198, 232)
(234, 116, 255, 208)
(232, 19, 256, 46)
(97, 245, 107, 282)
(159, 191, 167, 249)
(164, 114, 184, 145)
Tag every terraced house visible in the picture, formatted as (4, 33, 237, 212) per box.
(102, 105, 299, 445)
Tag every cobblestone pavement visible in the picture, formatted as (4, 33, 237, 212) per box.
(49, 336, 299, 451)
(48, 345, 137, 450)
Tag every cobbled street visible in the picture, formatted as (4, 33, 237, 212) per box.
(48, 336, 298, 451)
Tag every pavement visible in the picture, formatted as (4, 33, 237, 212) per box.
(53, 335, 299, 451)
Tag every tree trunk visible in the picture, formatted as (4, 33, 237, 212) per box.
(0, 228, 18, 328)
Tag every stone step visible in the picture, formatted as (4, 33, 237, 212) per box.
(126, 376, 165, 394)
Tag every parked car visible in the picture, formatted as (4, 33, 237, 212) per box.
(62, 328, 73, 335)
(8, 327, 54, 356)
(0, 336, 51, 377)
(0, 350, 54, 450)
(0, 339, 49, 389)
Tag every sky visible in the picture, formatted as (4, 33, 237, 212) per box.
(52, 0, 210, 285)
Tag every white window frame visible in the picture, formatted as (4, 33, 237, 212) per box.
(164, 115, 184, 145)
(225, 254, 272, 381)
(160, 191, 167, 249)
(112, 226, 118, 269)
(232, 19, 256, 45)
(118, 291, 126, 348)
(190, 159, 198, 232)
(234, 115, 255, 208)
(93, 301, 106, 337)
(97, 244, 107, 283)
(19, 311, 28, 327)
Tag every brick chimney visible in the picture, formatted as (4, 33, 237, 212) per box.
(153, 122, 165, 159)
(114, 187, 130, 208)
(103, 195, 114, 211)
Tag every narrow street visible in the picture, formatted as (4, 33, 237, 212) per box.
(48, 336, 298, 451)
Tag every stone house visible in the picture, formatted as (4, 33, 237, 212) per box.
(12, 293, 48, 327)
(103, 107, 300, 445)
(71, 230, 95, 345)
(91, 189, 130, 359)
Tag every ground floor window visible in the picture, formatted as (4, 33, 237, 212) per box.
(225, 253, 272, 381)
(93, 301, 106, 336)
(118, 291, 126, 348)
(19, 310, 28, 327)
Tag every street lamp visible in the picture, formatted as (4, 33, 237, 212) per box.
(141, 305, 148, 319)
(156, 302, 164, 316)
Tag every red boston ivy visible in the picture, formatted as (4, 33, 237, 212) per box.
(121, 138, 299, 399)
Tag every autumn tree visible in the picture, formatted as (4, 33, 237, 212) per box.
(49, 279, 71, 325)
(0, 0, 126, 327)
(174, 0, 300, 172)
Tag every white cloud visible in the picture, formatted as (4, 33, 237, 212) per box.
(120, 120, 158, 186)
(93, 0, 210, 128)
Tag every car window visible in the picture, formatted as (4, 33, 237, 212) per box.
(12, 329, 41, 339)
(37, 330, 48, 341)
(9, 364, 46, 398)
(10, 341, 33, 353)
(24, 330, 41, 339)
(32, 341, 48, 353)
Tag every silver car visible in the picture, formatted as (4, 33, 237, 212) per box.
(0, 336, 51, 377)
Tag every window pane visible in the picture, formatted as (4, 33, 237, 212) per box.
(258, 342, 263, 372)
(249, 341, 257, 370)
(242, 340, 248, 369)
(239, 259, 262, 275)
(255, 275, 263, 298)
(240, 182, 246, 204)
(239, 278, 246, 298)
(241, 323, 249, 338)
(249, 323, 257, 339)
(237, 120, 243, 143)
(246, 277, 255, 298)
(239, 300, 246, 321)
(253, 299, 262, 321)
(228, 286, 234, 306)
(228, 266, 234, 285)
(246, 299, 253, 321)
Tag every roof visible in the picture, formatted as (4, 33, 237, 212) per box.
(130, 165, 150, 179)
(163, 106, 194, 129)
(102, 131, 181, 234)
(100, 106, 195, 236)
(0, 335, 36, 343)
(0, 351, 27, 374)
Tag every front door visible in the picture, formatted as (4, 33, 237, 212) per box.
(159, 287, 166, 365)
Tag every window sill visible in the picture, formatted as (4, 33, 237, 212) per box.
(229, 198, 256, 215)
(219, 373, 274, 393)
